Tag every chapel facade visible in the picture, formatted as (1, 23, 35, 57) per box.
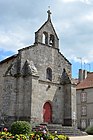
(0, 11, 76, 127)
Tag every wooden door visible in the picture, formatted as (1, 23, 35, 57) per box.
(43, 102, 52, 123)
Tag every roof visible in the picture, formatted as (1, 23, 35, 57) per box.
(59, 51, 72, 65)
(76, 72, 93, 90)
(0, 54, 17, 65)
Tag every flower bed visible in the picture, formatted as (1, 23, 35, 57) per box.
(0, 127, 69, 140)
(0, 122, 70, 140)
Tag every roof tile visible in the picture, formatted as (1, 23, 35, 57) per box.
(76, 72, 93, 89)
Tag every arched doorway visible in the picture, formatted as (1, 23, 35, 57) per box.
(43, 102, 52, 123)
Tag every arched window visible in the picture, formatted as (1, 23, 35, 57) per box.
(46, 67, 52, 81)
(49, 34, 54, 46)
(42, 32, 48, 45)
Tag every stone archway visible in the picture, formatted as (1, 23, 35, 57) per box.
(43, 102, 52, 123)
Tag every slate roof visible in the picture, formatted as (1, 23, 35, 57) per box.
(76, 72, 93, 90)
(0, 54, 17, 65)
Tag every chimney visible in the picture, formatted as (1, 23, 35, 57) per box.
(83, 70, 87, 79)
(78, 69, 88, 82)
(78, 69, 83, 82)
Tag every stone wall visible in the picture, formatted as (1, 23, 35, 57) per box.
(0, 11, 75, 127)
(0, 57, 16, 118)
(77, 88, 93, 129)
(19, 44, 71, 83)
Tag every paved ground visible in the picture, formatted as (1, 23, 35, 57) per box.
(69, 135, 93, 140)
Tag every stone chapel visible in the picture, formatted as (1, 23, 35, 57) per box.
(0, 10, 76, 127)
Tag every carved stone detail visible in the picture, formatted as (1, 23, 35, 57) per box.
(22, 59, 38, 76)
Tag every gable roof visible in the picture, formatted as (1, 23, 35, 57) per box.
(35, 15, 59, 40)
(59, 51, 71, 65)
(0, 54, 17, 65)
(76, 72, 93, 90)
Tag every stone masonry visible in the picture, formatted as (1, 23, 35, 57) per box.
(0, 10, 77, 127)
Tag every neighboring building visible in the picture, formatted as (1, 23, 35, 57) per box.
(0, 10, 76, 127)
(76, 69, 93, 129)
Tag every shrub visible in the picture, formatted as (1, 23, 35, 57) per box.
(11, 121, 31, 135)
(85, 125, 93, 135)
(29, 131, 69, 140)
(0, 127, 69, 140)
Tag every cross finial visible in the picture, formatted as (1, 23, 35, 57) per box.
(47, 6, 51, 21)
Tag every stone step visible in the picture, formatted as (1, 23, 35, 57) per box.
(47, 124, 87, 136)
(32, 123, 87, 136)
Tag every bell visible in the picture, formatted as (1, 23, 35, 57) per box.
(50, 40, 53, 46)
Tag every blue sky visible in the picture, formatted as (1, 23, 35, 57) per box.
(0, 0, 93, 78)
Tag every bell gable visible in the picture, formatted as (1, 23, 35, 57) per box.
(34, 10, 59, 49)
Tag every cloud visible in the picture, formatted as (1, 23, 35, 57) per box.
(0, 32, 24, 52)
(0, 0, 93, 75)
(81, 0, 92, 4)
(51, 0, 93, 65)
(83, 12, 93, 22)
(62, 0, 77, 2)
(62, 0, 92, 4)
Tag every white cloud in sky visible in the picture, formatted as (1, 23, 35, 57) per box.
(62, 0, 77, 2)
(61, 0, 91, 4)
(0, 0, 93, 75)
(84, 12, 93, 22)
(0, 32, 24, 52)
(81, 0, 92, 4)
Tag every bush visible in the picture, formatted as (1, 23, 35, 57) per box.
(0, 126, 69, 140)
(85, 125, 93, 135)
(29, 131, 69, 140)
(11, 121, 32, 135)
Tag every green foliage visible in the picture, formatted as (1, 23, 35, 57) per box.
(0, 129, 69, 140)
(57, 134, 69, 140)
(85, 125, 93, 135)
(0, 131, 27, 140)
(0, 131, 14, 140)
(29, 131, 69, 140)
(11, 121, 31, 135)
(0, 123, 69, 140)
